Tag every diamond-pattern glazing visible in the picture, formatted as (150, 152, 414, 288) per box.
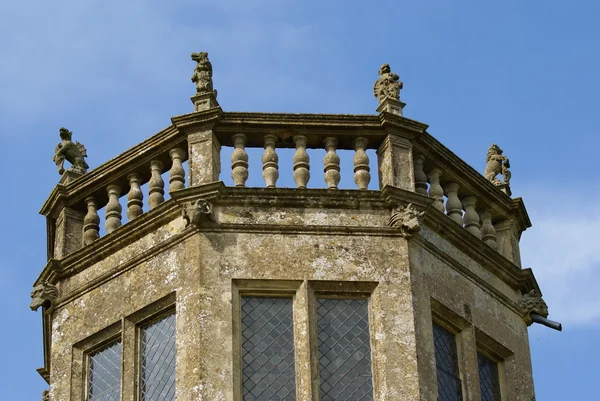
(316, 298, 373, 401)
(241, 297, 296, 401)
(432, 322, 462, 401)
(141, 313, 176, 401)
(478, 352, 502, 401)
(87, 341, 121, 401)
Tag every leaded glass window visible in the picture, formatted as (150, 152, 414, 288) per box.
(316, 298, 373, 401)
(478, 352, 502, 401)
(87, 341, 121, 401)
(241, 297, 296, 400)
(141, 313, 176, 401)
(433, 322, 462, 401)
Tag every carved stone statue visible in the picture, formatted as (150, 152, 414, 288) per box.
(30, 282, 59, 311)
(183, 199, 216, 229)
(389, 203, 425, 238)
(518, 289, 549, 325)
(41, 390, 50, 401)
(484, 144, 511, 186)
(191, 52, 217, 97)
(374, 64, 403, 104)
(53, 128, 89, 175)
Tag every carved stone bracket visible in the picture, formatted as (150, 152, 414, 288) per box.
(518, 289, 549, 326)
(182, 199, 216, 229)
(30, 282, 59, 312)
(389, 203, 425, 238)
(42, 390, 49, 401)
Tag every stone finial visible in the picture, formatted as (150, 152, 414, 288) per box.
(374, 64, 403, 104)
(191, 52, 217, 97)
(389, 203, 425, 238)
(30, 282, 58, 311)
(53, 127, 89, 176)
(182, 199, 216, 229)
(41, 390, 50, 401)
(518, 290, 549, 326)
(484, 144, 511, 195)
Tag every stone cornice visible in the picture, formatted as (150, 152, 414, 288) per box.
(35, 199, 181, 284)
(378, 111, 429, 137)
(215, 112, 385, 149)
(37, 183, 538, 297)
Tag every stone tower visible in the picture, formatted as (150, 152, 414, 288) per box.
(32, 56, 559, 401)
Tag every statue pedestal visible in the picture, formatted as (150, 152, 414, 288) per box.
(495, 183, 512, 197)
(59, 170, 84, 185)
(377, 97, 406, 116)
(191, 92, 219, 112)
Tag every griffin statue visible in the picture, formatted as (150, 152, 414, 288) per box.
(53, 127, 89, 175)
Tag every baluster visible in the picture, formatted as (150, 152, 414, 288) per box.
(323, 137, 341, 189)
(231, 134, 249, 187)
(413, 154, 428, 195)
(427, 168, 444, 212)
(444, 182, 463, 224)
(262, 134, 279, 188)
(83, 196, 100, 245)
(169, 148, 186, 192)
(462, 196, 482, 238)
(293, 135, 310, 189)
(105, 185, 122, 233)
(148, 160, 165, 209)
(353, 137, 371, 190)
(481, 210, 497, 249)
(127, 173, 143, 220)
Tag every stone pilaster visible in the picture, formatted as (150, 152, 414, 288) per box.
(53, 207, 85, 259)
(495, 219, 523, 267)
(187, 130, 221, 187)
(377, 134, 415, 191)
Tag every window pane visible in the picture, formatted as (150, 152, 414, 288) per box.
(432, 322, 462, 401)
(141, 313, 176, 401)
(87, 341, 121, 401)
(478, 352, 502, 401)
(317, 298, 373, 401)
(241, 297, 296, 401)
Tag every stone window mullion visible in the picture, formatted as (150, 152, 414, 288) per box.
(121, 319, 136, 401)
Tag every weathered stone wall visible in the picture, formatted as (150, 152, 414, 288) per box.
(410, 225, 534, 401)
(46, 200, 534, 401)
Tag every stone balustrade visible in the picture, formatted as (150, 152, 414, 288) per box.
(41, 110, 528, 269)
(411, 136, 530, 267)
(223, 132, 375, 191)
(81, 147, 187, 244)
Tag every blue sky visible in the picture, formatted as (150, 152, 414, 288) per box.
(1, 0, 598, 399)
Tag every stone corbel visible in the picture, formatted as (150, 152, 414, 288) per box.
(388, 203, 425, 238)
(182, 199, 216, 229)
(517, 289, 549, 326)
(30, 282, 59, 312)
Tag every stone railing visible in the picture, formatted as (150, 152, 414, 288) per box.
(411, 131, 530, 266)
(41, 108, 529, 267)
(41, 124, 191, 258)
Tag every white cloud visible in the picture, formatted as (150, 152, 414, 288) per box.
(519, 187, 600, 326)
